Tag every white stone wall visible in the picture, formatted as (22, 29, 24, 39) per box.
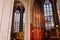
(0, 0, 14, 40)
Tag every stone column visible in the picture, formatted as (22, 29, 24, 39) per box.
(0, 0, 14, 40)
(0, 0, 5, 39)
(20, 0, 31, 40)
(58, 0, 60, 13)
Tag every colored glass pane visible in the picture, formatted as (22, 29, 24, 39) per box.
(44, 0, 54, 30)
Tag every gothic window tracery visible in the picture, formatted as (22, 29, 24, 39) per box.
(44, 0, 55, 30)
(11, 1, 25, 40)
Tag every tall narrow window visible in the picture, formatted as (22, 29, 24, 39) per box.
(11, 1, 25, 40)
(13, 10, 20, 33)
(44, 0, 55, 30)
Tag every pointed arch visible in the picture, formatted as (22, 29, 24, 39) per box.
(11, 0, 25, 40)
(44, 0, 55, 30)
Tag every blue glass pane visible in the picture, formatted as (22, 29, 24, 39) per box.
(44, 5, 46, 8)
(44, 0, 55, 30)
(48, 17, 51, 24)
(47, 5, 48, 8)
(45, 23, 48, 30)
(48, 21, 51, 24)
(49, 3, 52, 7)
(48, 20, 51, 22)
(48, 17, 50, 20)
(44, 7, 47, 11)
(13, 10, 20, 32)
(50, 12, 53, 15)
(47, 6, 49, 11)
(51, 24, 55, 28)
(50, 7, 52, 11)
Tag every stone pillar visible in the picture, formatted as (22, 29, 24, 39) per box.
(58, 0, 60, 13)
(20, 0, 31, 40)
(0, 0, 5, 39)
(0, 0, 14, 40)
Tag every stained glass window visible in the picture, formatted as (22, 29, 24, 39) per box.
(11, 1, 25, 40)
(13, 10, 20, 33)
(44, 0, 55, 30)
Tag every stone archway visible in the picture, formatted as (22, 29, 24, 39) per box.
(11, 0, 25, 40)
(0, 0, 31, 40)
(10, 0, 31, 40)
